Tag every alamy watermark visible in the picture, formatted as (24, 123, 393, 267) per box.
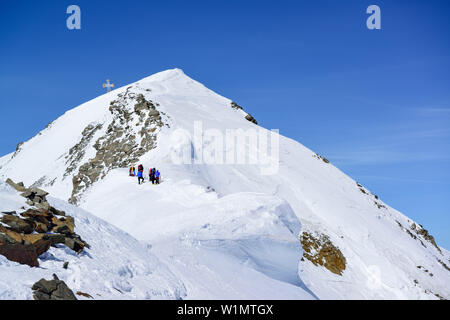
(66, 5, 379, 31)
(66, 5, 81, 30)
(366, 5, 381, 30)
(169, 121, 280, 175)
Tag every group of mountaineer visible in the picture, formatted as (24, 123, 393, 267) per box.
(129, 164, 161, 185)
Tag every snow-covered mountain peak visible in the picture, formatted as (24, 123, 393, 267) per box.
(1, 70, 449, 300)
(130, 68, 209, 96)
(144, 67, 187, 80)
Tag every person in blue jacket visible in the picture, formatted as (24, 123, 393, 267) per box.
(155, 170, 160, 184)
(137, 170, 144, 185)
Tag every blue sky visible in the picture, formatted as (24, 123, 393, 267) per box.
(1, 0, 449, 248)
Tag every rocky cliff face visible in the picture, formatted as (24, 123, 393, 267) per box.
(64, 87, 169, 204)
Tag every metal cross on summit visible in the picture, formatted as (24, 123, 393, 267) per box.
(102, 79, 115, 92)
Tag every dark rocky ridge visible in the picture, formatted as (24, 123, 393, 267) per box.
(231, 101, 258, 125)
(396, 219, 444, 255)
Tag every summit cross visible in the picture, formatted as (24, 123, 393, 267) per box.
(103, 79, 115, 92)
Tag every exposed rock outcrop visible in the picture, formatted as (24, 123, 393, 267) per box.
(0, 240, 40, 267)
(396, 219, 443, 255)
(438, 259, 450, 272)
(11, 142, 24, 159)
(245, 114, 258, 125)
(64, 123, 103, 178)
(300, 232, 347, 276)
(374, 201, 387, 210)
(69, 90, 164, 204)
(1, 214, 34, 233)
(32, 274, 77, 300)
(76, 291, 94, 299)
(313, 153, 330, 164)
(231, 101, 243, 110)
(411, 223, 442, 254)
(0, 180, 89, 267)
(355, 181, 387, 210)
(231, 101, 258, 125)
(5, 178, 26, 192)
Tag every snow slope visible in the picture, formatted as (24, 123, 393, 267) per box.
(1, 69, 449, 299)
(0, 181, 185, 300)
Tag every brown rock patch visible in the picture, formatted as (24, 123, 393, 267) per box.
(300, 232, 347, 276)
(1, 180, 89, 267)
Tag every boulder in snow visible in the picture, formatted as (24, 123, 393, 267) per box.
(32, 274, 77, 300)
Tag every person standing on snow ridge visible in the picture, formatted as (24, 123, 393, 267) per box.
(137, 170, 144, 184)
(150, 168, 156, 184)
(155, 170, 160, 184)
(149, 168, 154, 184)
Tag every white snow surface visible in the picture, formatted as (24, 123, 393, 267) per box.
(0, 181, 185, 300)
(1, 68, 449, 300)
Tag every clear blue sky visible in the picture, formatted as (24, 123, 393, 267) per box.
(1, 0, 449, 248)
